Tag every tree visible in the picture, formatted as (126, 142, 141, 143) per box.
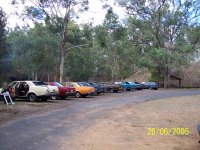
(116, 0, 200, 88)
(0, 7, 7, 82)
(7, 24, 58, 81)
(64, 22, 95, 81)
(13, 0, 89, 82)
(0, 7, 6, 53)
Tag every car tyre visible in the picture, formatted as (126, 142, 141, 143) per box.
(75, 92, 82, 98)
(28, 93, 38, 102)
(51, 96, 58, 100)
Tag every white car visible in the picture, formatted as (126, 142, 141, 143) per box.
(8, 81, 58, 101)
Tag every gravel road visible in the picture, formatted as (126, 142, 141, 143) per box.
(0, 89, 199, 150)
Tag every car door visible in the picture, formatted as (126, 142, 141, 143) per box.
(14, 82, 20, 97)
(8, 81, 17, 95)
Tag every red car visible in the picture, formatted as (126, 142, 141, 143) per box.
(48, 82, 75, 99)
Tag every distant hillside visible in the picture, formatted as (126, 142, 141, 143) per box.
(124, 69, 151, 82)
(124, 63, 200, 88)
(180, 62, 200, 88)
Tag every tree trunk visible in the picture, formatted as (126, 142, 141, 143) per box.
(58, 11, 69, 83)
(163, 62, 171, 88)
(164, 72, 170, 88)
(35, 73, 38, 81)
(59, 50, 65, 83)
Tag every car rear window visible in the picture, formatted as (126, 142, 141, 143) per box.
(33, 81, 48, 86)
(77, 83, 84, 86)
(54, 82, 63, 87)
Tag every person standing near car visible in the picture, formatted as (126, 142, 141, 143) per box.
(1, 82, 8, 93)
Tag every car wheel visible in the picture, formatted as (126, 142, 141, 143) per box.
(51, 96, 58, 100)
(75, 92, 81, 98)
(28, 94, 38, 102)
(123, 88, 126, 91)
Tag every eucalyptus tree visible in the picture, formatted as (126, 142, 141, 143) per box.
(12, 0, 89, 82)
(0, 7, 7, 81)
(64, 22, 95, 81)
(8, 24, 58, 80)
(116, 0, 200, 87)
(100, 7, 141, 80)
(0, 7, 6, 55)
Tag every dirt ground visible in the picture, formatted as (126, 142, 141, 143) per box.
(0, 99, 76, 125)
(59, 95, 200, 150)
(0, 94, 200, 150)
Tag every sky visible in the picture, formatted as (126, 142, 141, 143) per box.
(0, 0, 126, 28)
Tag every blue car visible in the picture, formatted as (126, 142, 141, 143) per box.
(79, 82, 103, 94)
(117, 82, 134, 91)
(142, 82, 158, 90)
(89, 82, 105, 94)
(128, 82, 143, 90)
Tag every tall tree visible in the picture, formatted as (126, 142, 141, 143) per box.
(8, 24, 58, 81)
(13, 0, 89, 82)
(0, 7, 7, 82)
(116, 0, 200, 88)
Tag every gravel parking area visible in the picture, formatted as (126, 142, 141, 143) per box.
(0, 90, 199, 150)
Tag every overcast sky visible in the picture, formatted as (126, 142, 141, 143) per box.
(0, 0, 126, 28)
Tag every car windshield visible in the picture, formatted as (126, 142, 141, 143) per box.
(54, 82, 63, 87)
(91, 83, 98, 86)
(77, 83, 84, 86)
(85, 83, 92, 86)
(33, 81, 48, 86)
(9, 81, 17, 87)
(79, 82, 88, 86)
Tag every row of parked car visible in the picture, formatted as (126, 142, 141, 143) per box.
(0, 81, 158, 102)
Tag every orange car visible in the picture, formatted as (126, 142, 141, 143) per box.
(62, 82, 95, 98)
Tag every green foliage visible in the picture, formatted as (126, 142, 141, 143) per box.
(2, 0, 200, 83)
(0, 7, 8, 83)
(7, 23, 59, 80)
(0, 7, 6, 57)
(116, 0, 200, 87)
(65, 48, 95, 81)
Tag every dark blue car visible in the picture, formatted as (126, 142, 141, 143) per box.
(89, 82, 104, 94)
(79, 82, 104, 94)
(142, 82, 158, 90)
